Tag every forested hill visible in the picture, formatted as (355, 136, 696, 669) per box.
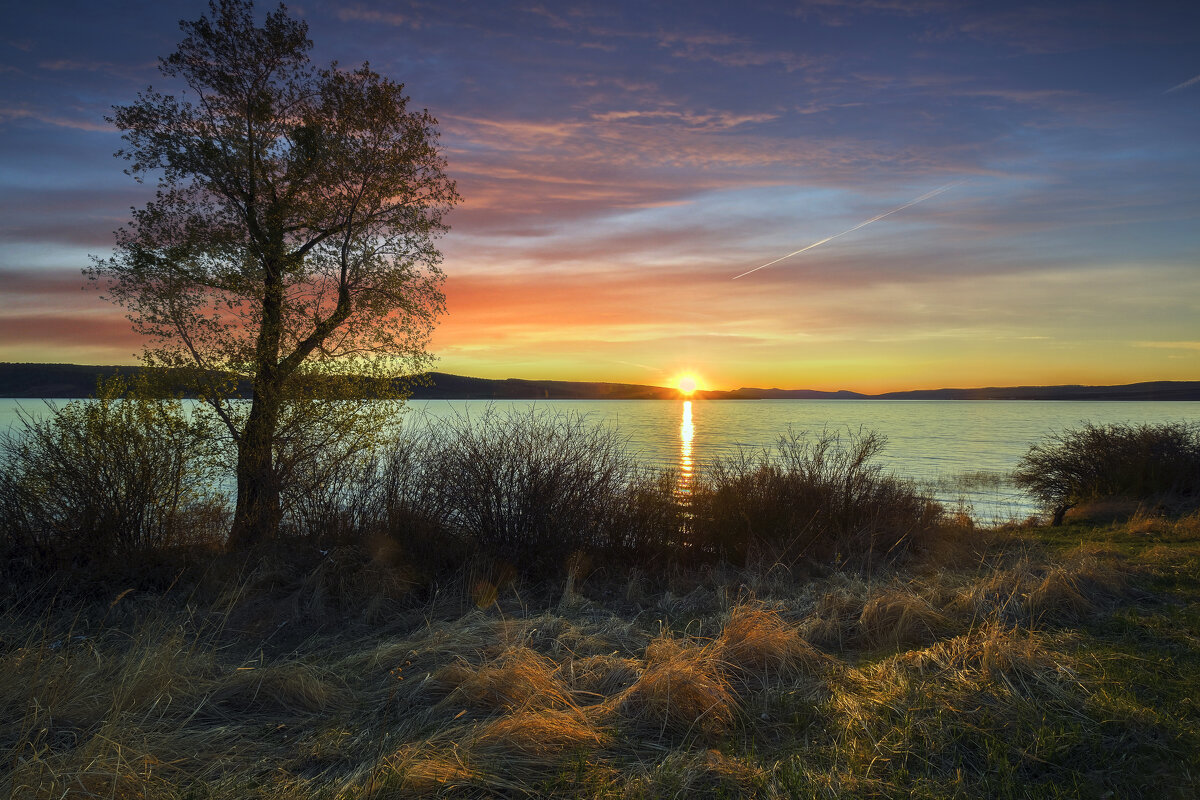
(1, 363, 1198, 401)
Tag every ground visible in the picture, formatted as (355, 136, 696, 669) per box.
(4, 512, 1199, 799)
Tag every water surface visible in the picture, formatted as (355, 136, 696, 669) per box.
(5, 398, 1197, 522)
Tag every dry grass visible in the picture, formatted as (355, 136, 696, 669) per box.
(3, 515, 1196, 799)
(857, 585, 953, 649)
(614, 635, 738, 739)
(434, 646, 574, 712)
(1026, 553, 1127, 622)
(472, 707, 608, 757)
(715, 604, 830, 681)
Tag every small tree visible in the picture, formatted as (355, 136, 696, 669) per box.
(1013, 422, 1200, 525)
(0, 377, 220, 562)
(89, 0, 459, 548)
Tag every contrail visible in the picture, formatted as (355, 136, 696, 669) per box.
(732, 182, 962, 280)
(1166, 73, 1200, 93)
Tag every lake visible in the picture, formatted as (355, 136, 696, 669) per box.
(4, 398, 1198, 523)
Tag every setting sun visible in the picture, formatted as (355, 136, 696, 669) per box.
(677, 374, 698, 395)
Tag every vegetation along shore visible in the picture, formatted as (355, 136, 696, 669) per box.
(3, 395, 1199, 798)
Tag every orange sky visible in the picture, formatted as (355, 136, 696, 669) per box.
(1, 1, 1198, 392)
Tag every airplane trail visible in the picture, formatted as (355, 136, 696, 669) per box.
(732, 182, 962, 280)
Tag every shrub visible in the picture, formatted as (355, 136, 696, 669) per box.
(689, 428, 942, 566)
(1013, 422, 1200, 525)
(374, 406, 679, 572)
(0, 377, 221, 567)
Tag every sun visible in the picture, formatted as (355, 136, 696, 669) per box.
(676, 374, 699, 395)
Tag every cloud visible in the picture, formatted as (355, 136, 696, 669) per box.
(656, 31, 815, 72)
(1166, 74, 1200, 93)
(1133, 341, 1200, 351)
(0, 106, 110, 132)
(334, 6, 417, 28)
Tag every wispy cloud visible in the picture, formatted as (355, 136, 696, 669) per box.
(1133, 341, 1200, 351)
(1166, 73, 1200, 93)
(0, 106, 109, 132)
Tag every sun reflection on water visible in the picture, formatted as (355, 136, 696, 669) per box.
(678, 400, 694, 497)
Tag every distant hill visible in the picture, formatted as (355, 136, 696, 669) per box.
(2, 363, 1198, 401)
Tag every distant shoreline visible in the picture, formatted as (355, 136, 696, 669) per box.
(2, 362, 1199, 401)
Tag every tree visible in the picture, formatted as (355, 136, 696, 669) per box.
(89, 0, 459, 549)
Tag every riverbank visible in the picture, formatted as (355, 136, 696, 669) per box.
(5, 513, 1199, 798)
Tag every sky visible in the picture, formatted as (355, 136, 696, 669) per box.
(1, 0, 1198, 392)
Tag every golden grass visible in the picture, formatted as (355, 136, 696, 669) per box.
(803, 585, 865, 649)
(435, 646, 574, 712)
(207, 662, 352, 717)
(567, 654, 639, 697)
(614, 635, 737, 738)
(4, 514, 1195, 799)
(472, 707, 608, 758)
(1026, 554, 1126, 622)
(856, 585, 951, 649)
(365, 745, 474, 798)
(715, 605, 830, 681)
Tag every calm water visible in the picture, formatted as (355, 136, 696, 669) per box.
(4, 398, 1198, 523)
(408, 399, 1200, 522)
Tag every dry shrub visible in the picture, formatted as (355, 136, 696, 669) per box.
(208, 662, 351, 717)
(615, 635, 737, 738)
(716, 605, 830, 681)
(472, 707, 608, 758)
(435, 647, 574, 712)
(690, 428, 944, 566)
(568, 654, 639, 697)
(857, 586, 950, 649)
(1013, 421, 1200, 525)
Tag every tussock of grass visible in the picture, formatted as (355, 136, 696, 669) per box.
(803, 584, 866, 649)
(567, 654, 639, 697)
(857, 585, 952, 650)
(472, 707, 608, 757)
(435, 647, 574, 712)
(715, 604, 830, 681)
(896, 622, 1065, 684)
(614, 635, 737, 738)
(1026, 554, 1127, 623)
(365, 745, 474, 798)
(207, 662, 351, 717)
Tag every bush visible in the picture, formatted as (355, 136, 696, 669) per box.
(0, 377, 221, 568)
(1013, 422, 1200, 525)
(360, 406, 682, 573)
(689, 428, 942, 566)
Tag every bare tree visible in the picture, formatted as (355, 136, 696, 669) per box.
(90, 0, 459, 548)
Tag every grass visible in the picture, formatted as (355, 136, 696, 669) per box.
(4, 410, 1200, 796)
(4, 513, 1200, 798)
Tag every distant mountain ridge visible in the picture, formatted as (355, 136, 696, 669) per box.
(2, 363, 1198, 401)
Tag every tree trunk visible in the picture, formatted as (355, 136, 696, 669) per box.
(228, 250, 287, 551)
(227, 388, 282, 550)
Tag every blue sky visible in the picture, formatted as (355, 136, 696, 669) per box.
(1, 0, 1198, 390)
